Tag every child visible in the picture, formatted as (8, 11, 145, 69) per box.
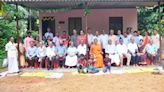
(87, 54, 99, 74)
(103, 53, 111, 73)
(77, 54, 87, 73)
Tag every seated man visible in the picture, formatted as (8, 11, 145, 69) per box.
(146, 39, 158, 65)
(117, 38, 131, 66)
(56, 40, 67, 68)
(77, 40, 87, 57)
(46, 41, 57, 70)
(105, 39, 120, 66)
(128, 36, 138, 66)
(26, 41, 37, 68)
(36, 42, 46, 68)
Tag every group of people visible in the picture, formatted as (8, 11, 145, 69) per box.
(5, 27, 160, 73)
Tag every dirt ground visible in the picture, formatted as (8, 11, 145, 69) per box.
(0, 73, 164, 92)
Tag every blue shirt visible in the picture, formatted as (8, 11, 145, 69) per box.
(57, 45, 67, 55)
(134, 36, 139, 44)
(117, 35, 123, 43)
(146, 44, 158, 54)
(122, 36, 130, 46)
(26, 46, 37, 57)
(67, 47, 77, 56)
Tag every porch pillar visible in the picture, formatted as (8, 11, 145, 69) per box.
(39, 12, 42, 41)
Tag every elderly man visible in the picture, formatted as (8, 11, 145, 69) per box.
(100, 29, 108, 57)
(146, 39, 158, 65)
(105, 39, 120, 66)
(122, 31, 130, 46)
(128, 37, 138, 66)
(26, 41, 38, 68)
(116, 30, 123, 44)
(109, 29, 117, 45)
(117, 38, 131, 66)
(44, 27, 53, 39)
(77, 40, 87, 56)
(46, 41, 57, 70)
(93, 31, 101, 43)
(56, 40, 67, 68)
(71, 29, 78, 47)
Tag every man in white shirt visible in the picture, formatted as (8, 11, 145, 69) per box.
(128, 37, 138, 66)
(105, 39, 120, 66)
(77, 40, 87, 56)
(93, 31, 101, 43)
(100, 29, 108, 57)
(53, 32, 61, 47)
(44, 27, 53, 39)
(109, 29, 117, 45)
(37, 42, 46, 68)
(46, 41, 57, 70)
(87, 28, 94, 46)
(117, 38, 131, 66)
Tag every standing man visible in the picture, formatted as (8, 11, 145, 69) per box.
(71, 29, 78, 47)
(116, 30, 123, 44)
(44, 27, 53, 39)
(109, 29, 117, 45)
(100, 29, 108, 57)
(53, 32, 61, 47)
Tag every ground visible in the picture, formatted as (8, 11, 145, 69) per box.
(0, 73, 164, 92)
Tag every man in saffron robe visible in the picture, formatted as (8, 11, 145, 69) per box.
(90, 38, 104, 68)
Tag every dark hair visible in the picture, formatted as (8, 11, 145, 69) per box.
(105, 53, 109, 56)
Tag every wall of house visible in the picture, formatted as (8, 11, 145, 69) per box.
(39, 8, 137, 37)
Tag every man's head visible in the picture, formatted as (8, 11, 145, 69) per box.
(150, 39, 154, 45)
(110, 29, 114, 35)
(133, 31, 138, 36)
(80, 30, 84, 35)
(105, 53, 109, 58)
(123, 31, 127, 37)
(73, 29, 77, 35)
(95, 31, 99, 36)
(154, 30, 157, 35)
(80, 40, 84, 45)
(10, 37, 14, 43)
(30, 41, 34, 47)
(102, 29, 105, 34)
(47, 27, 51, 32)
(48, 41, 53, 47)
(94, 38, 98, 44)
(130, 36, 134, 43)
(119, 38, 124, 45)
(117, 30, 121, 35)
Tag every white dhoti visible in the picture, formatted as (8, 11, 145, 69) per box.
(8, 56, 19, 73)
(65, 55, 78, 66)
(109, 54, 120, 65)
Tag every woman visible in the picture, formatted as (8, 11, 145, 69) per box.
(77, 30, 87, 46)
(137, 39, 147, 65)
(90, 38, 104, 68)
(65, 41, 78, 68)
(18, 41, 26, 68)
(5, 37, 19, 73)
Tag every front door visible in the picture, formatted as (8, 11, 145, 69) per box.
(42, 17, 55, 36)
(109, 17, 123, 34)
(68, 17, 82, 35)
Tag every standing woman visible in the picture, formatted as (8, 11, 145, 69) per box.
(77, 30, 87, 46)
(5, 37, 19, 73)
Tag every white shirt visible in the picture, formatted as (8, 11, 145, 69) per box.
(53, 36, 61, 47)
(93, 35, 101, 43)
(117, 43, 128, 54)
(128, 42, 138, 54)
(45, 32, 53, 39)
(105, 44, 118, 54)
(77, 44, 87, 55)
(46, 46, 56, 57)
(100, 34, 108, 49)
(151, 34, 160, 49)
(88, 34, 94, 45)
(5, 42, 17, 57)
(37, 46, 46, 57)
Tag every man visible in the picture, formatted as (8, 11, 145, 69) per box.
(100, 29, 108, 57)
(56, 40, 67, 68)
(122, 31, 130, 46)
(77, 40, 87, 56)
(151, 30, 160, 50)
(87, 28, 94, 46)
(71, 29, 78, 47)
(24, 32, 34, 51)
(93, 31, 101, 43)
(117, 38, 131, 66)
(26, 41, 37, 68)
(109, 29, 117, 45)
(53, 32, 61, 47)
(133, 31, 139, 44)
(128, 37, 138, 66)
(116, 30, 123, 44)
(44, 27, 53, 39)
(105, 39, 120, 66)
(146, 39, 158, 65)
(46, 41, 57, 70)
